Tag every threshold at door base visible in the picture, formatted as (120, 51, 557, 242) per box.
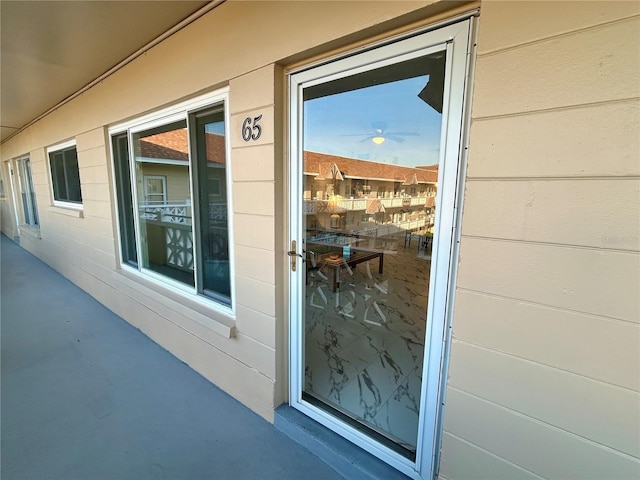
(274, 404, 410, 480)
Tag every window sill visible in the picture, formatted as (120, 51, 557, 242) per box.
(117, 266, 236, 339)
(49, 205, 84, 218)
(19, 225, 41, 239)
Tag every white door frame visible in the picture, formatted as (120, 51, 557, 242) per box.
(287, 17, 475, 480)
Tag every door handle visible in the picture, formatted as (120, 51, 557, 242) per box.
(287, 240, 303, 272)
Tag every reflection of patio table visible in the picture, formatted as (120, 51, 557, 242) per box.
(320, 249, 383, 292)
(306, 230, 397, 255)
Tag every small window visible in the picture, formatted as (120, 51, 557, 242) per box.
(110, 92, 233, 309)
(48, 142, 82, 205)
(143, 176, 167, 204)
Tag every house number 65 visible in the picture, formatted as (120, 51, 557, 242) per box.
(241, 114, 262, 142)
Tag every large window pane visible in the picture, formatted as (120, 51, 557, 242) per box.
(133, 120, 194, 287)
(193, 109, 230, 304)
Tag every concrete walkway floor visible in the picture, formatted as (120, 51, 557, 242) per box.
(0, 235, 345, 480)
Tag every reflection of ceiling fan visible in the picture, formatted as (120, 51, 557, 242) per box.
(342, 121, 418, 144)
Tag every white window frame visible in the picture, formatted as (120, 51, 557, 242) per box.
(143, 175, 167, 205)
(288, 17, 475, 480)
(108, 88, 236, 318)
(47, 139, 83, 211)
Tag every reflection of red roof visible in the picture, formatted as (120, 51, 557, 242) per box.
(204, 133, 226, 164)
(304, 151, 437, 183)
(139, 129, 225, 164)
(141, 130, 189, 161)
(139, 134, 434, 179)
(366, 198, 385, 214)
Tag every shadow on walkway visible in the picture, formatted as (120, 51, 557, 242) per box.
(0, 235, 344, 480)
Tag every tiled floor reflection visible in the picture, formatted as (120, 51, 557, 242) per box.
(304, 241, 430, 452)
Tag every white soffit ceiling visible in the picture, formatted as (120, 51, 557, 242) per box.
(1, 0, 211, 143)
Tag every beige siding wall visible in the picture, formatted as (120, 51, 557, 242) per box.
(0, 0, 449, 423)
(441, 2, 640, 479)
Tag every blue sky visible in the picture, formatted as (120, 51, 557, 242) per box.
(304, 76, 442, 168)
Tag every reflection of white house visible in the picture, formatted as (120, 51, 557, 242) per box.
(304, 151, 437, 234)
(136, 129, 227, 272)
(137, 129, 227, 225)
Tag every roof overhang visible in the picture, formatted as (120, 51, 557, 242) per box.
(0, 0, 216, 144)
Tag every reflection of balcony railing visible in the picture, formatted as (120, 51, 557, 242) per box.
(140, 203, 191, 225)
(304, 195, 428, 214)
(208, 203, 228, 223)
(139, 204, 192, 271)
(355, 219, 430, 238)
(139, 203, 228, 272)
(139, 202, 228, 224)
(380, 197, 426, 208)
(164, 223, 194, 271)
(308, 216, 435, 246)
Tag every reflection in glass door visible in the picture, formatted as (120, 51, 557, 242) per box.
(301, 50, 445, 459)
(290, 20, 472, 476)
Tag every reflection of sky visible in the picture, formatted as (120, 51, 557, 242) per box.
(205, 122, 224, 135)
(304, 76, 441, 167)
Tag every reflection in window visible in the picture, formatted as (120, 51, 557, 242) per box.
(193, 110, 230, 301)
(133, 120, 194, 286)
(49, 145, 82, 204)
(301, 50, 445, 458)
(112, 104, 232, 307)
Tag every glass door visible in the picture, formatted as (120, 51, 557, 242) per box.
(289, 19, 472, 478)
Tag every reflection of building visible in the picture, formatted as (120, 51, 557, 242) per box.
(304, 151, 437, 234)
(136, 128, 227, 221)
(137, 128, 226, 208)
(135, 129, 228, 275)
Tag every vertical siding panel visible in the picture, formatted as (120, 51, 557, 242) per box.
(444, 2, 640, 479)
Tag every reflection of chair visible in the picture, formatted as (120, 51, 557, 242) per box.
(306, 250, 319, 285)
(405, 229, 433, 253)
(203, 233, 228, 260)
(417, 232, 433, 254)
(203, 232, 230, 295)
(404, 229, 415, 248)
